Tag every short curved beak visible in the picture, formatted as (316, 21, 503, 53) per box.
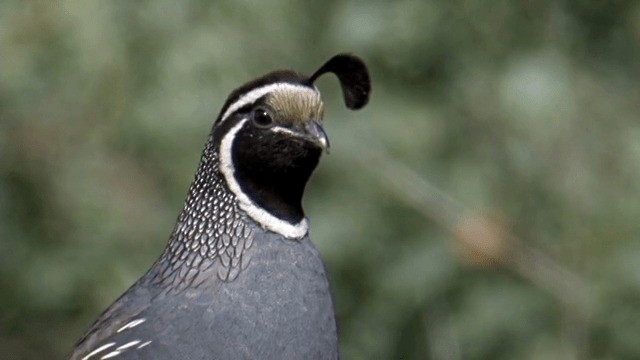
(304, 121, 330, 151)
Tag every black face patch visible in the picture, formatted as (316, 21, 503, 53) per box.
(231, 121, 322, 223)
(210, 54, 370, 232)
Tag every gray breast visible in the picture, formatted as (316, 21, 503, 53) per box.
(74, 230, 338, 360)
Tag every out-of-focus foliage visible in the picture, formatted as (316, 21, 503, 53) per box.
(1, 1, 640, 359)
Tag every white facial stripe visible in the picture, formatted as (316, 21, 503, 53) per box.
(271, 126, 328, 150)
(219, 118, 309, 239)
(221, 83, 319, 123)
(270, 126, 297, 136)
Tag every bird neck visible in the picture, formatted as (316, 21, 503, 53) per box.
(146, 140, 254, 289)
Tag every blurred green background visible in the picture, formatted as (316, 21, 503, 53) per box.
(2, 1, 640, 359)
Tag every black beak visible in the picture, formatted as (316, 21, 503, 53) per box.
(304, 121, 330, 151)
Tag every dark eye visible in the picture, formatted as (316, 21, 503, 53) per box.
(251, 108, 274, 127)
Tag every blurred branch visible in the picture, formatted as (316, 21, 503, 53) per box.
(343, 141, 589, 359)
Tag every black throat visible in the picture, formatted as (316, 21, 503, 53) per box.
(231, 124, 322, 224)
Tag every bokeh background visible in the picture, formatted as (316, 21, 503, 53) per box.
(2, 1, 640, 359)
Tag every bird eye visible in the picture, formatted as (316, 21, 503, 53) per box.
(251, 108, 274, 127)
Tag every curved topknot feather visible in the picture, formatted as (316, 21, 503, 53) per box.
(309, 54, 371, 110)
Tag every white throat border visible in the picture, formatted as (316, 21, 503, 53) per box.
(219, 118, 309, 239)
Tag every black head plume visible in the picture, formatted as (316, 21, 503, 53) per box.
(308, 54, 371, 110)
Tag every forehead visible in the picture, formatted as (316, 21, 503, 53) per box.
(264, 86, 323, 123)
(220, 83, 323, 123)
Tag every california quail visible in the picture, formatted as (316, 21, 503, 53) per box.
(70, 54, 371, 360)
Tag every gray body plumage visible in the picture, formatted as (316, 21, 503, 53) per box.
(71, 139, 338, 359)
(72, 233, 337, 360)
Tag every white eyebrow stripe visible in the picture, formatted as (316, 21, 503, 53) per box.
(82, 342, 116, 360)
(220, 83, 318, 123)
